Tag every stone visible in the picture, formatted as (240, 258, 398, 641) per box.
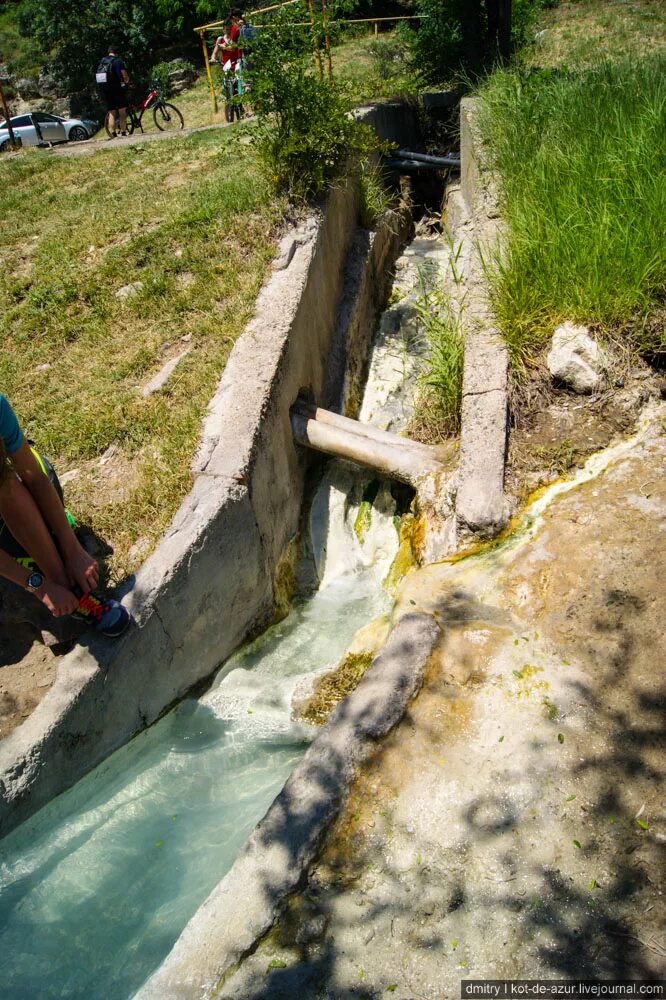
(141, 348, 191, 397)
(546, 321, 603, 393)
(16, 77, 40, 97)
(37, 72, 57, 96)
(115, 281, 144, 300)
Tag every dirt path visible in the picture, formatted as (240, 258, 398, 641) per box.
(221, 405, 666, 998)
(50, 121, 230, 157)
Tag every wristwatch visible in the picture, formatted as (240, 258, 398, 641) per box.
(25, 571, 44, 594)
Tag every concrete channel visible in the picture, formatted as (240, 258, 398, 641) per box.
(0, 96, 514, 999)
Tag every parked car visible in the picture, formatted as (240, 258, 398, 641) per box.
(0, 112, 98, 150)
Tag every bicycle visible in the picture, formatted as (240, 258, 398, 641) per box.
(222, 68, 245, 123)
(104, 83, 184, 138)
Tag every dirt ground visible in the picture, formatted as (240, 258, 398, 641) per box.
(220, 403, 666, 999)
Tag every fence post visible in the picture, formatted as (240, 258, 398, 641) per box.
(199, 30, 218, 114)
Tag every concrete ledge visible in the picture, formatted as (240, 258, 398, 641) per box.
(0, 135, 414, 838)
(136, 612, 441, 1000)
(453, 98, 509, 536)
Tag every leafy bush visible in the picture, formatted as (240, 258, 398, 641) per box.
(411, 0, 548, 85)
(249, 4, 378, 200)
(150, 58, 196, 97)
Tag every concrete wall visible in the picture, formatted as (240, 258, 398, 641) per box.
(0, 104, 418, 837)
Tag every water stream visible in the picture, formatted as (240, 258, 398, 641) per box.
(0, 223, 646, 999)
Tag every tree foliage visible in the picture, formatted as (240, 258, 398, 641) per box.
(412, 0, 547, 85)
(15, 0, 218, 91)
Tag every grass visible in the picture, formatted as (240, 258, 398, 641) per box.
(412, 263, 465, 440)
(478, 41, 666, 367)
(328, 27, 418, 105)
(524, 0, 666, 71)
(0, 127, 285, 583)
(299, 652, 374, 725)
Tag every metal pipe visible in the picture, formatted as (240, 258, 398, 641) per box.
(395, 149, 461, 167)
(291, 404, 443, 486)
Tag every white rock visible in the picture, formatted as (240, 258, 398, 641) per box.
(546, 321, 603, 393)
(115, 281, 144, 300)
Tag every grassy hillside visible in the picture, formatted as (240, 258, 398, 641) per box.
(478, 0, 666, 368)
(0, 129, 285, 581)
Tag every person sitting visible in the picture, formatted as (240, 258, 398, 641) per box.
(0, 393, 130, 637)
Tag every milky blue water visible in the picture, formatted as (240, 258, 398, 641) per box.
(0, 570, 391, 1000)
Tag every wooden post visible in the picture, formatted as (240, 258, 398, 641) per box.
(0, 81, 19, 151)
(321, 0, 333, 82)
(374, 20, 378, 37)
(306, 0, 323, 79)
(199, 30, 218, 114)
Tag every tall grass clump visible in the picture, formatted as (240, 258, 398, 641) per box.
(478, 56, 666, 367)
(414, 268, 465, 438)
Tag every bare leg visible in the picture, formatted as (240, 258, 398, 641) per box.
(119, 106, 127, 133)
(0, 475, 70, 588)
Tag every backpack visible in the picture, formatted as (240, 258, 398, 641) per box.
(239, 23, 258, 47)
(96, 55, 118, 86)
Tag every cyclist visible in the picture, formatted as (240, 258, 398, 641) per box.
(0, 394, 130, 637)
(96, 44, 130, 138)
(210, 19, 245, 120)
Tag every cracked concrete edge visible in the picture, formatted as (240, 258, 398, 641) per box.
(0, 100, 422, 837)
(454, 97, 509, 537)
(0, 172, 380, 839)
(135, 612, 441, 1000)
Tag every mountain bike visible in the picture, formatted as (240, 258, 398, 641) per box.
(104, 83, 184, 137)
(223, 68, 245, 123)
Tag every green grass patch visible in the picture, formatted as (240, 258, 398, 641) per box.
(478, 55, 666, 367)
(412, 265, 465, 440)
(525, 0, 666, 72)
(0, 128, 285, 582)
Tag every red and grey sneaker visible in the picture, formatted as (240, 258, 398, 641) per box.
(73, 590, 131, 638)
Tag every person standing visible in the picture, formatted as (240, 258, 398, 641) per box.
(96, 44, 130, 137)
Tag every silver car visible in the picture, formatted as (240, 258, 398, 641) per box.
(0, 112, 98, 150)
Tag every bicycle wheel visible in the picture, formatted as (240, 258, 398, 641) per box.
(153, 102, 184, 131)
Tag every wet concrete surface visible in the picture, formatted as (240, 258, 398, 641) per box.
(219, 405, 666, 998)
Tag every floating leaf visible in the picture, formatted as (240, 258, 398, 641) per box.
(409, 599, 416, 606)
(499, 735, 505, 743)
(588, 879, 598, 890)
(635, 818, 649, 831)
(154, 840, 164, 848)
(562, 660, 571, 666)
(171, 814, 178, 820)
(266, 959, 287, 972)
(534, 632, 539, 639)
(358, 968, 365, 981)
(609, 816, 615, 825)
(558, 733, 565, 744)
(451, 938, 458, 949)
(514, 639, 519, 646)
(573, 839, 582, 849)
(247, 709, 253, 714)
(566, 795, 576, 802)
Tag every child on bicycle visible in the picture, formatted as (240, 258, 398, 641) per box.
(0, 394, 130, 638)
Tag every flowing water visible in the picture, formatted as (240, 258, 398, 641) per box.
(1, 228, 446, 1000)
(0, 464, 398, 1000)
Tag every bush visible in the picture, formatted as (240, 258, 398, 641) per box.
(249, 4, 378, 200)
(411, 0, 547, 85)
(150, 58, 196, 97)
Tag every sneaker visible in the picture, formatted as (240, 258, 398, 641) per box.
(73, 590, 131, 638)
